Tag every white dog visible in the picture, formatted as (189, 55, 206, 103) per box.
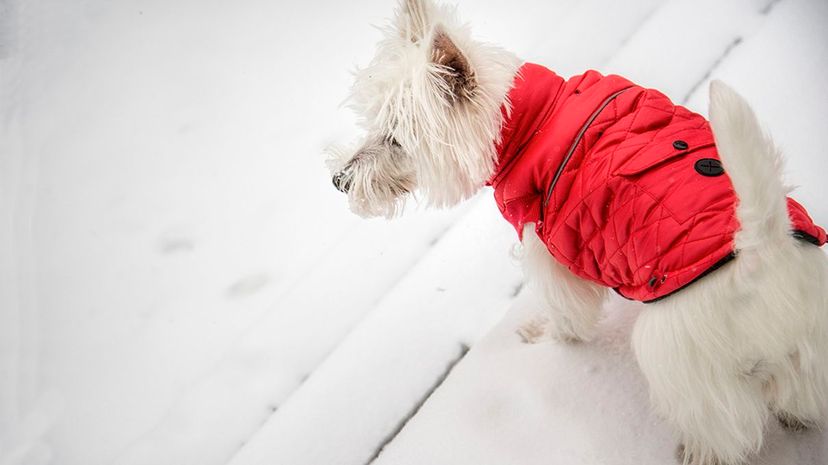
(328, 1, 828, 463)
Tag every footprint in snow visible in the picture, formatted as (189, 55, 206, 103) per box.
(226, 273, 271, 299)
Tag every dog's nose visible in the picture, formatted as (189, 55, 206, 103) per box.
(332, 171, 351, 193)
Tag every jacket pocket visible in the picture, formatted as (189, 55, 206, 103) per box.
(614, 128, 716, 177)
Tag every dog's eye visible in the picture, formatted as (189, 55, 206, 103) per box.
(387, 137, 401, 148)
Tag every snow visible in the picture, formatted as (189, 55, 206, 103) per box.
(226, 198, 521, 465)
(682, 0, 828, 219)
(373, 295, 828, 465)
(0, 0, 826, 464)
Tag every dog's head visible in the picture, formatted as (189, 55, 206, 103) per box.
(329, 0, 520, 218)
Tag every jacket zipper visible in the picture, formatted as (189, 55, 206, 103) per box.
(540, 87, 631, 220)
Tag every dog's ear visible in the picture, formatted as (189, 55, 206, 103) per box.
(431, 25, 476, 101)
(399, 0, 430, 42)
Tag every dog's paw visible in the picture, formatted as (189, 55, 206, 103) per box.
(676, 444, 725, 465)
(558, 333, 584, 344)
(517, 314, 585, 344)
(777, 411, 809, 432)
(547, 316, 589, 344)
(516, 316, 549, 344)
(676, 444, 689, 464)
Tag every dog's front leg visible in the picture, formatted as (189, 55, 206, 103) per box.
(516, 223, 606, 344)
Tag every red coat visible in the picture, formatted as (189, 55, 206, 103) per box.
(489, 63, 826, 302)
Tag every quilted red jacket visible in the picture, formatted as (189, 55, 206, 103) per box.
(489, 63, 826, 302)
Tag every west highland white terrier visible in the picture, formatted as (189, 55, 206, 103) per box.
(328, 1, 828, 463)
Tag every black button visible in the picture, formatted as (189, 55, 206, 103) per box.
(694, 158, 725, 177)
(673, 140, 689, 150)
(648, 276, 658, 287)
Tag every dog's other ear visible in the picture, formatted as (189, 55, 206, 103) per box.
(399, 0, 430, 42)
(431, 25, 476, 101)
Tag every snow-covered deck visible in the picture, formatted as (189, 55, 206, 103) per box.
(1, 0, 826, 464)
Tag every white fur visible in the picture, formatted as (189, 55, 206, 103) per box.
(332, 0, 521, 216)
(633, 242, 828, 465)
(630, 82, 828, 465)
(515, 223, 607, 344)
(337, 1, 828, 463)
(708, 80, 791, 253)
(327, 137, 417, 218)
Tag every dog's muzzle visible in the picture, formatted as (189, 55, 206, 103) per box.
(332, 171, 351, 193)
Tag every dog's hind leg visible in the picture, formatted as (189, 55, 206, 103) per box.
(775, 350, 828, 430)
(769, 246, 828, 432)
(771, 341, 828, 432)
(709, 77, 828, 443)
(516, 223, 606, 344)
(633, 296, 770, 465)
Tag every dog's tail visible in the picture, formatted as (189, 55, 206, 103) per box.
(708, 80, 792, 254)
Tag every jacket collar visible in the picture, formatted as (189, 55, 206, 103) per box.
(488, 63, 566, 187)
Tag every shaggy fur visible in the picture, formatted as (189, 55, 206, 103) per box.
(328, 0, 521, 216)
(631, 82, 828, 464)
(331, 1, 828, 463)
